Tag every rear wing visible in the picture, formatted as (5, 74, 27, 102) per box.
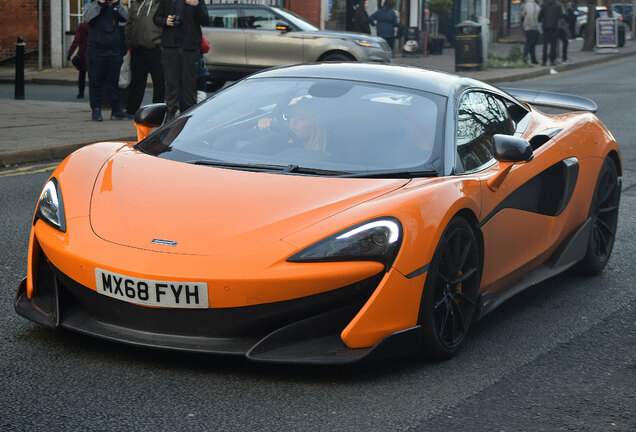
(502, 88, 598, 113)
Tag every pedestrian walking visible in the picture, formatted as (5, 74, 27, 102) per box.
(369, 0, 399, 52)
(539, 0, 563, 66)
(521, 0, 541, 64)
(557, 0, 569, 62)
(83, 0, 133, 121)
(67, 22, 89, 99)
(125, 0, 165, 116)
(154, 0, 209, 122)
(353, 0, 371, 34)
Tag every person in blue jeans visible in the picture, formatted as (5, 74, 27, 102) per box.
(83, 0, 133, 121)
(369, 0, 399, 53)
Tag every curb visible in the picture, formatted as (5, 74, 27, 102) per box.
(0, 138, 135, 167)
(486, 48, 636, 83)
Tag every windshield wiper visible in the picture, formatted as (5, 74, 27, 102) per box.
(190, 159, 289, 171)
(340, 169, 438, 179)
(283, 164, 348, 175)
(189, 160, 348, 176)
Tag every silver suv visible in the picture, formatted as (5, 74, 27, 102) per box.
(203, 4, 392, 90)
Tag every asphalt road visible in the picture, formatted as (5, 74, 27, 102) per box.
(1, 58, 635, 431)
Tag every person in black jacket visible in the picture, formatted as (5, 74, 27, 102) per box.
(353, 0, 371, 34)
(539, 0, 563, 66)
(83, 0, 132, 121)
(154, 0, 209, 121)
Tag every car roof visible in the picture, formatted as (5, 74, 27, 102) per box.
(208, 3, 274, 8)
(245, 62, 489, 97)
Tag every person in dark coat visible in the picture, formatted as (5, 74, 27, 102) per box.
(67, 22, 89, 99)
(539, 0, 563, 66)
(125, 0, 165, 115)
(83, 0, 133, 121)
(369, 0, 399, 52)
(353, 0, 371, 34)
(154, 0, 209, 121)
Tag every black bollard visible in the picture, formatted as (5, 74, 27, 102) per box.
(15, 36, 26, 100)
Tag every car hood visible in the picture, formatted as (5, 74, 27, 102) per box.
(89, 151, 408, 256)
(306, 30, 385, 42)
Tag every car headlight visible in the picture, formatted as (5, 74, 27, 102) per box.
(35, 178, 66, 232)
(287, 217, 402, 269)
(355, 40, 381, 48)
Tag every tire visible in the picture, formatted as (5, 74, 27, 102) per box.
(576, 157, 620, 275)
(419, 217, 481, 361)
(321, 53, 354, 62)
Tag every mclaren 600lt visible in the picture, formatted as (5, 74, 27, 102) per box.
(16, 63, 621, 364)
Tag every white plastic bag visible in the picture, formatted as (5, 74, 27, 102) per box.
(119, 51, 131, 88)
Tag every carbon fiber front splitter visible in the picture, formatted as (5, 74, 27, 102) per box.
(15, 262, 423, 364)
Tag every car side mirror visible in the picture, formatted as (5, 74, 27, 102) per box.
(493, 134, 534, 163)
(276, 21, 292, 32)
(134, 103, 167, 142)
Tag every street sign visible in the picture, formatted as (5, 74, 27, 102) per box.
(596, 18, 618, 48)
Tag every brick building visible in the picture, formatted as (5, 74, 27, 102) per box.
(0, 0, 526, 70)
(0, 0, 49, 67)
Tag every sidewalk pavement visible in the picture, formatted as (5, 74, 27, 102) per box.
(1, 38, 635, 166)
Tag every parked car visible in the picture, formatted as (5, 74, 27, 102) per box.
(202, 3, 392, 90)
(612, 3, 632, 31)
(575, 6, 624, 37)
(16, 63, 622, 364)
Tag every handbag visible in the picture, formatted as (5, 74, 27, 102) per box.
(119, 51, 131, 88)
(71, 54, 83, 70)
(201, 36, 210, 54)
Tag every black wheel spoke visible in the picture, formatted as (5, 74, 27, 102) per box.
(443, 246, 454, 277)
(437, 272, 450, 285)
(451, 300, 469, 333)
(438, 303, 450, 338)
(434, 296, 446, 310)
(455, 289, 477, 306)
(449, 233, 462, 272)
(449, 307, 456, 343)
(598, 176, 617, 206)
(450, 266, 478, 285)
(597, 205, 618, 215)
(593, 226, 605, 257)
(455, 239, 471, 274)
(596, 216, 615, 238)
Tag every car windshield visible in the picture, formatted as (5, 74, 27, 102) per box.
(136, 77, 446, 176)
(272, 7, 320, 31)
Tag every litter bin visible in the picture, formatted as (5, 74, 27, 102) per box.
(618, 23, 625, 47)
(402, 26, 422, 57)
(455, 21, 482, 71)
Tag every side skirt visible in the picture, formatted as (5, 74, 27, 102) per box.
(477, 218, 591, 318)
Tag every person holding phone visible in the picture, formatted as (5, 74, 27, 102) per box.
(83, 0, 133, 121)
(154, 0, 209, 122)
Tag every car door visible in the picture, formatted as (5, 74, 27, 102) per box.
(241, 6, 303, 70)
(203, 7, 246, 70)
(455, 91, 569, 293)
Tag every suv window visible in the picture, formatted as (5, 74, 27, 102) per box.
(243, 8, 280, 30)
(209, 8, 239, 29)
(456, 91, 515, 172)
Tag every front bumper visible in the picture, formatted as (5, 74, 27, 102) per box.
(15, 256, 422, 364)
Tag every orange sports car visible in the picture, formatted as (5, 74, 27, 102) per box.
(16, 63, 621, 364)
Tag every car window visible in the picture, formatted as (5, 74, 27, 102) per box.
(456, 91, 515, 173)
(243, 8, 279, 30)
(208, 8, 239, 29)
(137, 78, 446, 175)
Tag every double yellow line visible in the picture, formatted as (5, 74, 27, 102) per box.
(0, 162, 58, 179)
